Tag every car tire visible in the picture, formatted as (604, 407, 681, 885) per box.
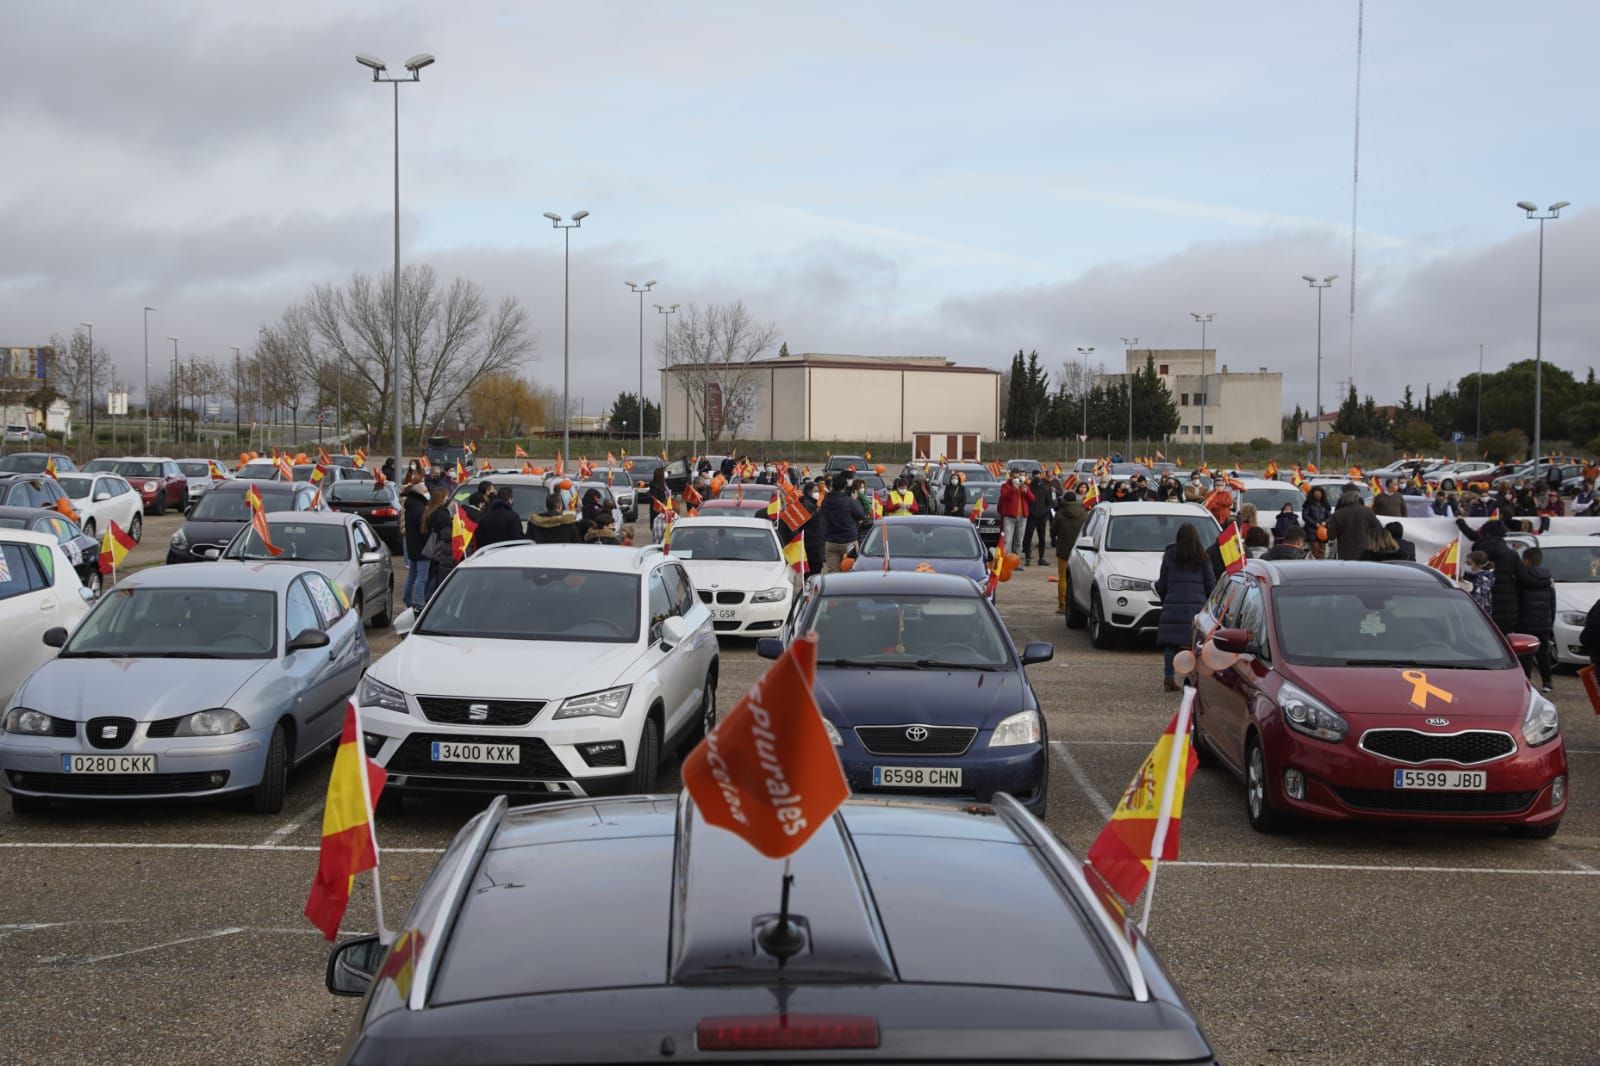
(1509, 820, 1561, 840)
(683, 670, 717, 751)
(1245, 734, 1286, 834)
(249, 723, 289, 816)
(1065, 596, 1086, 630)
(81, 518, 95, 540)
(153, 491, 165, 517)
(629, 717, 660, 793)
(10, 791, 49, 815)
(1088, 592, 1117, 650)
(1191, 713, 1217, 766)
(85, 569, 102, 598)
(130, 513, 143, 542)
(371, 586, 393, 629)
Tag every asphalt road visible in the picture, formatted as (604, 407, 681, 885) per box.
(2, 509, 1598, 1063)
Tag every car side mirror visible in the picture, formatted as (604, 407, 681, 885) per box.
(359, 550, 385, 565)
(393, 608, 416, 637)
(1212, 627, 1250, 654)
(185, 504, 196, 517)
(1021, 642, 1053, 666)
(42, 627, 67, 648)
(659, 615, 689, 649)
(1506, 633, 1540, 657)
(326, 934, 384, 997)
(198, 545, 221, 560)
(93, 490, 111, 502)
(756, 637, 784, 660)
(1078, 540, 1098, 552)
(287, 628, 331, 653)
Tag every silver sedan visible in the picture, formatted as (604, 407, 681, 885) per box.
(214, 510, 395, 628)
(0, 562, 368, 814)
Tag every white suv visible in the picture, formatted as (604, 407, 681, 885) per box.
(1066, 502, 1219, 649)
(357, 543, 718, 805)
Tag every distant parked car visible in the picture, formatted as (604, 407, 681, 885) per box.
(174, 459, 231, 503)
(55, 473, 144, 543)
(3, 426, 45, 444)
(0, 473, 71, 512)
(218, 510, 395, 629)
(0, 528, 93, 710)
(112, 457, 188, 515)
(0, 452, 75, 475)
(167, 479, 325, 564)
(326, 480, 403, 552)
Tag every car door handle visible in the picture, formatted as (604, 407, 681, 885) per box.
(40, 599, 55, 611)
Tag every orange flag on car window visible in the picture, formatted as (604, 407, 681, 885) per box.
(53, 495, 79, 525)
(682, 636, 848, 860)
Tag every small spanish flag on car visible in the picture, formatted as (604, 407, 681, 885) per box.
(44, 456, 59, 479)
(1217, 522, 1245, 574)
(514, 444, 529, 459)
(451, 504, 476, 561)
(784, 528, 807, 574)
(305, 703, 387, 940)
(98, 520, 136, 576)
(353, 448, 366, 468)
(208, 460, 226, 481)
(245, 485, 284, 557)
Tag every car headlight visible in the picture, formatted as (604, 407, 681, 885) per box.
(822, 717, 843, 746)
(1277, 681, 1347, 743)
(172, 709, 249, 737)
(3, 708, 59, 736)
(357, 675, 410, 715)
(1107, 575, 1154, 592)
(170, 528, 187, 549)
(989, 709, 1042, 748)
(1560, 612, 1588, 626)
(751, 587, 788, 604)
(552, 685, 632, 720)
(1522, 688, 1560, 747)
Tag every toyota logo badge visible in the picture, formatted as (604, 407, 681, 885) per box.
(905, 726, 929, 742)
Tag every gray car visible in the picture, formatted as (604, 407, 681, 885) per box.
(0, 562, 368, 815)
(216, 510, 395, 628)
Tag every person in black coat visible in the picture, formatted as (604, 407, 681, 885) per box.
(1456, 518, 1523, 634)
(1579, 599, 1600, 673)
(1384, 521, 1416, 562)
(1517, 546, 1556, 691)
(942, 473, 968, 517)
(423, 491, 455, 598)
(798, 482, 826, 576)
(474, 487, 526, 549)
(400, 482, 432, 611)
(527, 493, 582, 544)
(1154, 523, 1217, 691)
(1022, 473, 1054, 566)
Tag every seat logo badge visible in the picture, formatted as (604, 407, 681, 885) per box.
(1402, 669, 1453, 710)
(100, 725, 118, 740)
(1425, 717, 1450, 727)
(468, 704, 489, 722)
(905, 726, 928, 742)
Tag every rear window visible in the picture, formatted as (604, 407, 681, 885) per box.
(328, 482, 394, 503)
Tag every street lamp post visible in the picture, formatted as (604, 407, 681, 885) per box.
(1120, 337, 1139, 459)
(1075, 345, 1095, 460)
(544, 212, 589, 461)
(167, 337, 179, 443)
(1190, 313, 1215, 466)
(143, 307, 155, 451)
(627, 281, 656, 460)
(1301, 276, 1337, 468)
(655, 303, 678, 456)
(1516, 200, 1568, 463)
(231, 346, 242, 443)
(79, 321, 94, 446)
(1476, 343, 1484, 446)
(358, 51, 434, 477)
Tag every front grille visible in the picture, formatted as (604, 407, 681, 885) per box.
(8, 770, 227, 795)
(51, 718, 75, 739)
(387, 734, 566, 779)
(854, 725, 977, 756)
(697, 590, 713, 604)
(85, 717, 136, 750)
(713, 620, 741, 632)
(1333, 786, 1537, 815)
(715, 591, 746, 605)
(416, 697, 546, 727)
(1361, 729, 1516, 766)
(146, 718, 180, 739)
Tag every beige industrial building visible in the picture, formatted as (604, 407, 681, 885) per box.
(1098, 348, 1283, 446)
(661, 352, 1000, 447)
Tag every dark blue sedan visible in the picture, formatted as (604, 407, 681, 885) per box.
(848, 515, 992, 593)
(759, 570, 1052, 814)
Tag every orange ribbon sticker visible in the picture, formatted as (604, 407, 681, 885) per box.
(1402, 669, 1453, 710)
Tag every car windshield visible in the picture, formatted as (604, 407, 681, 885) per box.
(716, 483, 778, 500)
(629, 459, 663, 479)
(1110, 464, 1152, 478)
(237, 463, 280, 479)
(855, 473, 887, 491)
(453, 483, 548, 516)
(810, 593, 1011, 669)
(859, 523, 979, 560)
(62, 587, 276, 659)
(56, 476, 95, 499)
(191, 491, 288, 521)
(0, 455, 49, 473)
(115, 461, 163, 478)
(176, 461, 212, 478)
(1105, 513, 1216, 552)
(228, 522, 349, 561)
(1541, 546, 1600, 583)
(1272, 586, 1513, 668)
(329, 482, 393, 503)
(669, 525, 779, 561)
(416, 567, 640, 643)
(1242, 487, 1305, 513)
(81, 458, 118, 472)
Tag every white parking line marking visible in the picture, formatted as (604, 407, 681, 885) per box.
(1169, 860, 1600, 877)
(259, 795, 326, 847)
(1049, 740, 1112, 820)
(1057, 739, 1149, 746)
(75, 926, 246, 965)
(0, 842, 445, 854)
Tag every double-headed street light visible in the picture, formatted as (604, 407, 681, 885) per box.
(357, 51, 434, 475)
(1301, 275, 1337, 467)
(546, 211, 589, 461)
(1516, 200, 1568, 463)
(1075, 345, 1095, 459)
(143, 307, 156, 450)
(1190, 313, 1215, 466)
(655, 303, 678, 454)
(627, 281, 656, 460)
(1120, 337, 1139, 459)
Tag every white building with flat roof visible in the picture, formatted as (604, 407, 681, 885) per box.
(1098, 348, 1283, 446)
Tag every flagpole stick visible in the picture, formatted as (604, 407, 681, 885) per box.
(1138, 686, 1196, 934)
(349, 701, 393, 946)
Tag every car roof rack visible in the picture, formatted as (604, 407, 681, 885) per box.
(408, 794, 508, 1011)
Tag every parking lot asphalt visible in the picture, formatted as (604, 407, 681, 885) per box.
(3, 511, 1598, 1063)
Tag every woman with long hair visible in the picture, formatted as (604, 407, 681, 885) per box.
(648, 467, 671, 543)
(1153, 522, 1217, 691)
(421, 486, 453, 599)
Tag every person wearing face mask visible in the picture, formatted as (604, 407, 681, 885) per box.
(998, 471, 1034, 563)
(797, 479, 827, 575)
(943, 472, 968, 518)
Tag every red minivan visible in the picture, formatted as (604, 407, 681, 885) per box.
(1190, 559, 1567, 838)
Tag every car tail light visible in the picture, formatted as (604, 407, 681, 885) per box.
(696, 1015, 879, 1052)
(370, 506, 398, 518)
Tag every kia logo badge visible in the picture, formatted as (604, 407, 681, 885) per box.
(1424, 717, 1450, 727)
(905, 726, 929, 742)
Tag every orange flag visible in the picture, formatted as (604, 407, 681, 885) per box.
(681, 636, 848, 859)
(245, 485, 284, 557)
(53, 495, 80, 525)
(554, 452, 565, 476)
(304, 703, 387, 940)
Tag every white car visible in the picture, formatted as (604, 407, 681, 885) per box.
(666, 516, 796, 637)
(174, 458, 231, 502)
(588, 467, 638, 521)
(0, 529, 92, 709)
(1226, 477, 1305, 521)
(1521, 535, 1600, 666)
(357, 542, 718, 805)
(1066, 501, 1221, 649)
(53, 472, 145, 542)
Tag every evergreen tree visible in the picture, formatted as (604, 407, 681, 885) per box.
(1004, 350, 1027, 438)
(1333, 383, 1363, 436)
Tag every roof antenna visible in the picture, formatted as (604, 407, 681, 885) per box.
(755, 858, 805, 967)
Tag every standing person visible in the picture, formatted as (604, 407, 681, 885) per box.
(998, 470, 1033, 563)
(1431, 491, 1455, 517)
(380, 456, 396, 484)
(647, 467, 671, 543)
(528, 491, 581, 544)
(462, 479, 494, 524)
(1461, 551, 1495, 615)
(1384, 521, 1416, 561)
(1456, 519, 1523, 634)
(1301, 485, 1331, 558)
(885, 477, 918, 515)
(1023, 472, 1053, 566)
(1237, 502, 1259, 538)
(1153, 523, 1216, 692)
(1263, 526, 1308, 560)
(401, 480, 431, 612)
(1373, 478, 1407, 517)
(1518, 546, 1556, 693)
(821, 473, 867, 573)
(1051, 490, 1087, 615)
(474, 486, 525, 548)
(1573, 479, 1599, 516)
(1361, 528, 1405, 562)
(799, 481, 826, 576)
(910, 474, 932, 516)
(578, 488, 607, 537)
(943, 472, 968, 518)
(1271, 503, 1301, 543)
(1328, 487, 1381, 561)
(1244, 526, 1272, 558)
(421, 487, 454, 599)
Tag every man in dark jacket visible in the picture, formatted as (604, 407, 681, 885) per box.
(1051, 492, 1087, 615)
(462, 480, 495, 523)
(527, 493, 581, 544)
(821, 473, 867, 573)
(1517, 545, 1556, 692)
(1328, 488, 1382, 561)
(1456, 518, 1523, 634)
(474, 486, 525, 549)
(1023, 473, 1054, 566)
(1384, 521, 1417, 562)
(796, 482, 826, 576)
(1372, 479, 1406, 517)
(1262, 526, 1308, 560)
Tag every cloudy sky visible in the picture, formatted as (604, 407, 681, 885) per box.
(2, 1, 1595, 423)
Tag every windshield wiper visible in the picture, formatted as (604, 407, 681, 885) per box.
(1341, 658, 1493, 670)
(817, 657, 918, 669)
(914, 659, 997, 671)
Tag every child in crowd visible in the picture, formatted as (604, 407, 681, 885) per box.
(1462, 550, 1495, 616)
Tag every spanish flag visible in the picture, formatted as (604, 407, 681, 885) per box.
(1217, 522, 1245, 574)
(451, 504, 475, 560)
(784, 527, 807, 574)
(304, 703, 387, 940)
(454, 460, 468, 484)
(1080, 479, 1100, 509)
(353, 448, 366, 468)
(44, 456, 59, 479)
(1085, 691, 1199, 911)
(765, 494, 782, 520)
(1427, 539, 1460, 579)
(276, 455, 294, 481)
(310, 461, 329, 485)
(970, 493, 985, 521)
(98, 520, 136, 576)
(514, 444, 529, 459)
(245, 485, 284, 557)
(208, 460, 227, 481)
(1264, 460, 1278, 481)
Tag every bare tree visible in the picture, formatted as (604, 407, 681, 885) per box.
(658, 302, 778, 446)
(49, 330, 111, 426)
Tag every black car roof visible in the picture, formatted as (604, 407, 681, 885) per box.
(211, 479, 301, 496)
(1252, 558, 1452, 587)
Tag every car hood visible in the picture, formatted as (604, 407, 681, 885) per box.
(1095, 551, 1162, 584)
(677, 558, 789, 591)
(378, 634, 645, 700)
(814, 666, 1027, 728)
(876, 555, 988, 583)
(178, 517, 249, 544)
(15, 657, 269, 720)
(1287, 663, 1531, 722)
(1554, 584, 1599, 616)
